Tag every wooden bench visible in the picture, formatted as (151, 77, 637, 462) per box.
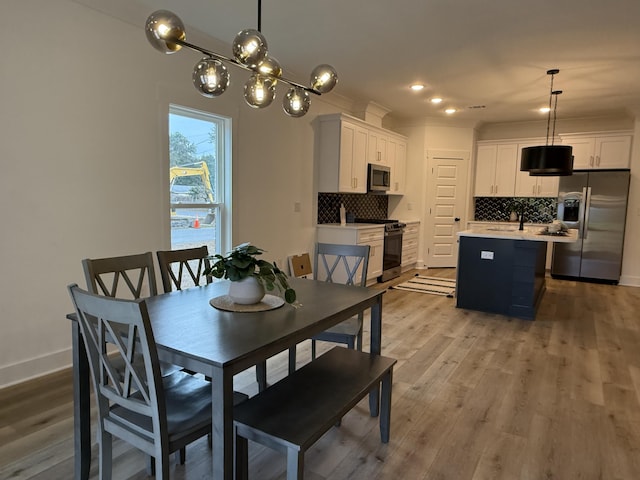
(233, 346, 397, 480)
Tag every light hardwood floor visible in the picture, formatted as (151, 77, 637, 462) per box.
(2, 269, 640, 479)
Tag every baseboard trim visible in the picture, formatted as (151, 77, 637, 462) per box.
(620, 275, 640, 287)
(0, 348, 71, 389)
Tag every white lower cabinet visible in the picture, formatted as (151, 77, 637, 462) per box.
(401, 221, 420, 269)
(316, 225, 385, 283)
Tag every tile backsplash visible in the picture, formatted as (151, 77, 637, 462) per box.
(474, 197, 557, 223)
(318, 193, 388, 224)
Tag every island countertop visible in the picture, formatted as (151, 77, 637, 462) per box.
(458, 225, 578, 243)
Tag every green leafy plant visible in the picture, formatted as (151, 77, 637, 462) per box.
(203, 243, 296, 304)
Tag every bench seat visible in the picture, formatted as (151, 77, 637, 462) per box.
(233, 346, 396, 480)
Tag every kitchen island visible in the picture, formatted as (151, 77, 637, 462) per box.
(456, 225, 578, 320)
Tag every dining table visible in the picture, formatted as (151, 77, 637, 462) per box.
(69, 277, 385, 480)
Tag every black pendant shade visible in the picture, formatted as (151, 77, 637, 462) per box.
(520, 145, 574, 176)
(520, 69, 573, 176)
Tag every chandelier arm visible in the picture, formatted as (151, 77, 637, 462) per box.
(171, 37, 321, 96)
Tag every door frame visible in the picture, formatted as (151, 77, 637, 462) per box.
(423, 149, 472, 268)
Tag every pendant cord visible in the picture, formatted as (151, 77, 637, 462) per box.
(257, 0, 262, 32)
(545, 73, 554, 145)
(551, 93, 559, 145)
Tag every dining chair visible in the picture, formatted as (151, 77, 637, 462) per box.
(67, 284, 217, 479)
(81, 252, 182, 377)
(156, 246, 212, 293)
(310, 243, 370, 359)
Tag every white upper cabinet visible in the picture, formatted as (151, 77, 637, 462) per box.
(368, 129, 389, 165)
(317, 113, 407, 194)
(560, 132, 632, 169)
(388, 137, 407, 195)
(474, 143, 517, 197)
(514, 141, 559, 197)
(317, 115, 368, 193)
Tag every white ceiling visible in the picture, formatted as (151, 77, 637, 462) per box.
(79, 0, 640, 125)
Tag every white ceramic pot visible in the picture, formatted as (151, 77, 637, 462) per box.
(228, 276, 265, 304)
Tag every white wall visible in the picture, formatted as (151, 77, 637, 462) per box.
(0, 0, 347, 387)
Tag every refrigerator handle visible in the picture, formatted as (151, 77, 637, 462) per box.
(582, 186, 592, 240)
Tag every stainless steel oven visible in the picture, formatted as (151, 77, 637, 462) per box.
(355, 218, 405, 282)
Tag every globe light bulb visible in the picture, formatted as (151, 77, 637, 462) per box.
(309, 64, 338, 93)
(283, 87, 311, 117)
(193, 57, 229, 98)
(257, 55, 282, 81)
(232, 29, 268, 69)
(244, 74, 276, 108)
(144, 10, 186, 54)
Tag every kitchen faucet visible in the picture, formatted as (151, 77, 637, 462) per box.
(519, 212, 525, 231)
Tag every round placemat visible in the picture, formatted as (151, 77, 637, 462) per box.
(209, 294, 285, 312)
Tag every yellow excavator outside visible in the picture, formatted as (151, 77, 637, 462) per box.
(170, 161, 215, 224)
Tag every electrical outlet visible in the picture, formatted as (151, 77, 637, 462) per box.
(407, 202, 413, 210)
(481, 251, 494, 260)
(294, 202, 301, 212)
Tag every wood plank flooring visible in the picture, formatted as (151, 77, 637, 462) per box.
(2, 269, 640, 479)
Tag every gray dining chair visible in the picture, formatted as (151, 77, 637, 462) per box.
(310, 243, 371, 358)
(156, 246, 212, 293)
(81, 252, 182, 376)
(67, 284, 217, 479)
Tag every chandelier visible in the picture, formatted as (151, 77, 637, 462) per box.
(520, 69, 573, 176)
(144, 3, 338, 118)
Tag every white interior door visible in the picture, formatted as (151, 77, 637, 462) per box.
(424, 151, 470, 268)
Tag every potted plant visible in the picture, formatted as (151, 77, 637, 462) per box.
(204, 243, 296, 305)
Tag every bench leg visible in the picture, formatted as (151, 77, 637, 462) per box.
(286, 448, 304, 480)
(380, 369, 393, 443)
(235, 428, 249, 480)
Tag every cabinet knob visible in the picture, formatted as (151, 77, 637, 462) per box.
(454, 217, 460, 222)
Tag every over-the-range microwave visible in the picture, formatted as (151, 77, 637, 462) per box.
(367, 163, 390, 192)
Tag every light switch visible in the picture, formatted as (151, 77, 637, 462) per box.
(481, 251, 494, 260)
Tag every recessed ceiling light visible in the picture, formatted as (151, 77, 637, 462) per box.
(410, 84, 425, 91)
(430, 97, 443, 104)
(539, 107, 551, 113)
(445, 108, 456, 114)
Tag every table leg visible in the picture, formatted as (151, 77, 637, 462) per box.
(211, 367, 235, 480)
(72, 320, 91, 480)
(369, 295, 382, 416)
(256, 360, 267, 391)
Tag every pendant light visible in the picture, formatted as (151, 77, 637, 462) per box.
(520, 69, 573, 176)
(145, 1, 337, 117)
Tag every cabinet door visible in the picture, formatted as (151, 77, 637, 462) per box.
(474, 145, 497, 196)
(390, 140, 406, 194)
(562, 137, 595, 169)
(368, 130, 388, 165)
(339, 122, 368, 193)
(536, 176, 559, 197)
(595, 135, 631, 168)
(366, 240, 384, 279)
(494, 144, 517, 197)
(514, 143, 537, 197)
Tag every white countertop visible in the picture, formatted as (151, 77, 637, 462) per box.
(317, 223, 385, 230)
(458, 225, 578, 243)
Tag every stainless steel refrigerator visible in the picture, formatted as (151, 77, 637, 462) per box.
(552, 169, 630, 283)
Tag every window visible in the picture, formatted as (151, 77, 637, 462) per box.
(169, 105, 231, 255)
